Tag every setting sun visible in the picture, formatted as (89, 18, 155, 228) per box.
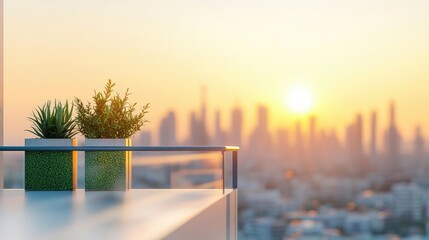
(285, 86, 314, 114)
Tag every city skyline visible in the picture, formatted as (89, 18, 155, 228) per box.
(145, 90, 424, 156)
(4, 0, 429, 146)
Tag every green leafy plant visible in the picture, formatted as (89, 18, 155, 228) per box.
(74, 79, 149, 138)
(27, 100, 78, 138)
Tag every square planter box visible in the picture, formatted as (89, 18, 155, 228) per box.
(25, 138, 77, 191)
(84, 139, 132, 191)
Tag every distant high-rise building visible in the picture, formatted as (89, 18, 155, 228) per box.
(276, 128, 289, 165)
(414, 125, 424, 173)
(294, 121, 306, 173)
(370, 111, 377, 166)
(201, 86, 207, 132)
(248, 105, 272, 159)
(308, 116, 318, 174)
(277, 128, 289, 152)
(199, 86, 210, 145)
(320, 129, 341, 174)
(384, 101, 401, 173)
(294, 121, 303, 150)
(257, 105, 268, 133)
(230, 106, 243, 147)
(346, 123, 355, 151)
(356, 114, 363, 152)
(159, 111, 177, 145)
(188, 111, 197, 145)
(188, 87, 210, 145)
(345, 114, 365, 176)
(327, 129, 341, 169)
(328, 129, 341, 151)
(414, 126, 424, 158)
(213, 110, 227, 144)
(346, 123, 355, 174)
(309, 116, 316, 146)
(355, 114, 365, 173)
(138, 131, 152, 146)
(214, 110, 221, 141)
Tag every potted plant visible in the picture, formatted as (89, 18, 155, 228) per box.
(25, 100, 78, 191)
(74, 79, 149, 191)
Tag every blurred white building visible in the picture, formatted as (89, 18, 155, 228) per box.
(392, 183, 425, 221)
(356, 190, 393, 210)
(243, 189, 298, 217)
(343, 211, 384, 235)
(284, 220, 329, 239)
(243, 217, 286, 240)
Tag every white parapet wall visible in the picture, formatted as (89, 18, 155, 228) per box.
(165, 190, 238, 240)
(0, 189, 238, 239)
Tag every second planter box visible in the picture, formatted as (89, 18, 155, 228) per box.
(84, 138, 132, 191)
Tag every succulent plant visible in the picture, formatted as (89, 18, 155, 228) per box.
(27, 100, 78, 138)
(74, 79, 149, 138)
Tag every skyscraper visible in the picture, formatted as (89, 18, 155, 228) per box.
(276, 128, 289, 162)
(414, 126, 424, 158)
(384, 101, 401, 173)
(414, 125, 424, 174)
(230, 106, 243, 147)
(323, 129, 342, 174)
(139, 131, 152, 146)
(294, 121, 306, 173)
(199, 86, 210, 145)
(308, 116, 318, 174)
(201, 86, 207, 132)
(370, 111, 377, 167)
(159, 111, 177, 145)
(248, 105, 272, 159)
(213, 110, 227, 144)
(346, 123, 355, 152)
(188, 111, 197, 145)
(345, 114, 365, 176)
(188, 87, 210, 145)
(257, 105, 268, 133)
(355, 114, 365, 174)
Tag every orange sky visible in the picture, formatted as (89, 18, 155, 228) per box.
(4, 1, 429, 148)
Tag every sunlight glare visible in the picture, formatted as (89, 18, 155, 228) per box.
(285, 86, 314, 114)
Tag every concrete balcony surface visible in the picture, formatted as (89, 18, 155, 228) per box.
(0, 189, 237, 240)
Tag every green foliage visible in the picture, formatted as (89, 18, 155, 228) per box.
(74, 79, 149, 138)
(27, 100, 77, 138)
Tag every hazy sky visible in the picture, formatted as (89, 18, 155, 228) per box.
(4, 1, 429, 147)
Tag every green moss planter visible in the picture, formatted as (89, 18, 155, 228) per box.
(85, 139, 132, 191)
(25, 138, 77, 191)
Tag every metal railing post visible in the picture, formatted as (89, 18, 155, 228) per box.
(222, 151, 225, 194)
(232, 151, 238, 189)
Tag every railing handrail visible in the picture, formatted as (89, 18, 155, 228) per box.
(0, 145, 239, 189)
(0, 145, 240, 152)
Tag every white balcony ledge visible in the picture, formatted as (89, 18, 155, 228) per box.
(0, 189, 237, 240)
